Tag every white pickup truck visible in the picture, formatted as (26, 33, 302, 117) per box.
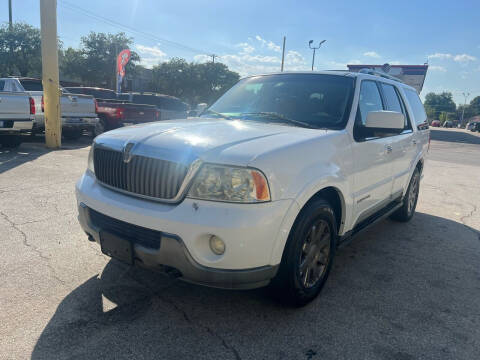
(76, 71, 429, 306)
(0, 77, 99, 140)
(0, 79, 34, 148)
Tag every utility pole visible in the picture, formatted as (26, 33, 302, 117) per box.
(211, 54, 217, 63)
(308, 39, 326, 71)
(8, 0, 13, 30)
(461, 92, 470, 126)
(40, 0, 61, 148)
(280, 36, 286, 72)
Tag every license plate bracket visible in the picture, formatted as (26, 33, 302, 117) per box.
(100, 231, 133, 265)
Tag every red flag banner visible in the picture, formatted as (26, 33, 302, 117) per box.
(116, 49, 131, 77)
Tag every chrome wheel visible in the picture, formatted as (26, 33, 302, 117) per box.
(407, 173, 419, 215)
(298, 219, 331, 288)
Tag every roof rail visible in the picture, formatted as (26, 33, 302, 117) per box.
(358, 68, 403, 83)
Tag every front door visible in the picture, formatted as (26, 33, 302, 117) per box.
(351, 80, 395, 224)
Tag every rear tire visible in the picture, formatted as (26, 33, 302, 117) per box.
(270, 198, 336, 307)
(63, 129, 82, 140)
(0, 135, 22, 148)
(390, 168, 420, 222)
(94, 118, 106, 137)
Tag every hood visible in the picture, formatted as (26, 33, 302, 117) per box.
(94, 118, 331, 166)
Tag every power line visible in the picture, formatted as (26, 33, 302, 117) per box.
(58, 0, 212, 56)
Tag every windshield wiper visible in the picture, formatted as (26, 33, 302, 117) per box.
(201, 109, 232, 119)
(239, 112, 317, 129)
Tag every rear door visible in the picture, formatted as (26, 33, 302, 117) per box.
(379, 82, 415, 198)
(351, 80, 395, 223)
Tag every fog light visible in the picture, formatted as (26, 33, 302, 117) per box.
(209, 235, 225, 255)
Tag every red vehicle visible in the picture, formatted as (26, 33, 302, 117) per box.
(65, 87, 158, 135)
(430, 120, 440, 127)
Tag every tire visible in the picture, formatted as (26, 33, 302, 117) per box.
(270, 198, 337, 307)
(390, 168, 420, 222)
(63, 129, 82, 140)
(0, 135, 22, 148)
(94, 118, 107, 137)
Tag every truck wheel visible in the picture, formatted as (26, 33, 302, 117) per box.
(390, 168, 420, 222)
(94, 119, 106, 137)
(270, 198, 336, 307)
(0, 136, 22, 148)
(63, 129, 82, 140)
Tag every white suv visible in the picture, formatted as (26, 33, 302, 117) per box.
(76, 71, 429, 306)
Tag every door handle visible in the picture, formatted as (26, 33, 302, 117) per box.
(412, 139, 417, 145)
(385, 144, 393, 154)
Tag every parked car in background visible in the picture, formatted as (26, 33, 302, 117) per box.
(466, 121, 479, 131)
(0, 79, 34, 148)
(118, 92, 188, 120)
(0, 77, 98, 140)
(473, 122, 480, 132)
(442, 121, 453, 128)
(76, 71, 429, 306)
(431, 120, 440, 127)
(65, 87, 158, 136)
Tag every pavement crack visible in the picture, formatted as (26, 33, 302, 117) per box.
(0, 210, 67, 286)
(127, 273, 241, 360)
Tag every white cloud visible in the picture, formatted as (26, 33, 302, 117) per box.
(453, 54, 476, 63)
(255, 35, 281, 53)
(135, 44, 167, 68)
(236, 42, 255, 54)
(363, 51, 380, 58)
(429, 65, 447, 72)
(193, 41, 306, 76)
(428, 52, 476, 63)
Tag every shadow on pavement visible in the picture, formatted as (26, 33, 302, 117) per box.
(0, 134, 92, 174)
(32, 212, 480, 360)
(430, 129, 480, 145)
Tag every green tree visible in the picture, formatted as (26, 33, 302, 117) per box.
(469, 96, 480, 117)
(0, 22, 42, 77)
(424, 92, 456, 120)
(61, 32, 140, 89)
(150, 58, 239, 105)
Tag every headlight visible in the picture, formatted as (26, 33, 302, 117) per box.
(87, 146, 95, 174)
(188, 164, 270, 203)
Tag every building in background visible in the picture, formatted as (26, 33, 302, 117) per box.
(347, 63, 428, 93)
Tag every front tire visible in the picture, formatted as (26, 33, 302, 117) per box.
(94, 118, 106, 137)
(270, 198, 337, 307)
(390, 168, 420, 222)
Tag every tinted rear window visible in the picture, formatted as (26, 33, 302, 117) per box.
(404, 89, 427, 125)
(0, 80, 5, 91)
(132, 95, 187, 111)
(19, 80, 43, 91)
(66, 88, 117, 100)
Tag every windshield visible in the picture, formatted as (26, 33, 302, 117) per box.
(204, 74, 355, 129)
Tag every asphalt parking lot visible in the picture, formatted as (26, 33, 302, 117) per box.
(1, 128, 479, 360)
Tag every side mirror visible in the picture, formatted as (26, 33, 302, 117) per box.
(365, 111, 404, 132)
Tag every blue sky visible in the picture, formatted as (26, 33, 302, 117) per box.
(2, 0, 480, 104)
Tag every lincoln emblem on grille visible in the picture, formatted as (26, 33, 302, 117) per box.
(122, 142, 135, 163)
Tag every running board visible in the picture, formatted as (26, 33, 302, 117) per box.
(337, 198, 403, 248)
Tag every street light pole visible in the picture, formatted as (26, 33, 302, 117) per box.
(308, 39, 326, 71)
(461, 92, 470, 126)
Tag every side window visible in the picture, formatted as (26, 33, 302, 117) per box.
(381, 84, 402, 113)
(0, 80, 5, 91)
(381, 83, 412, 131)
(404, 89, 427, 126)
(357, 81, 383, 125)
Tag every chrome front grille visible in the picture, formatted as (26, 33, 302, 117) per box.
(94, 147, 189, 200)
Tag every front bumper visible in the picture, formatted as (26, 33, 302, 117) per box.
(76, 171, 298, 289)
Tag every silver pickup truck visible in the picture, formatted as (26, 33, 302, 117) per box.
(0, 77, 99, 140)
(0, 79, 34, 148)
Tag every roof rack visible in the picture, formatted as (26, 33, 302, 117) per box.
(358, 68, 403, 83)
